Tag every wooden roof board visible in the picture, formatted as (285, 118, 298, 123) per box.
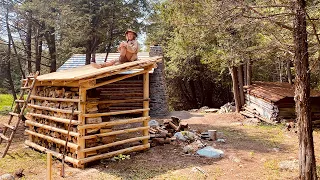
(246, 81, 320, 103)
(58, 52, 151, 71)
(37, 56, 162, 82)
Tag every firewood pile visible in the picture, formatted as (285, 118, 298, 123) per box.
(149, 116, 189, 147)
(27, 86, 80, 159)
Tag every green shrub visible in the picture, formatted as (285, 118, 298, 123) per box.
(0, 94, 14, 113)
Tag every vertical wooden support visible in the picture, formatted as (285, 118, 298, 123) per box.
(28, 83, 37, 142)
(246, 59, 252, 86)
(77, 87, 86, 168)
(238, 64, 245, 106)
(47, 152, 52, 180)
(230, 66, 241, 113)
(142, 70, 150, 145)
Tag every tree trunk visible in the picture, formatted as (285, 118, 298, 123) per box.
(188, 80, 198, 108)
(26, 10, 32, 73)
(35, 27, 42, 72)
(279, 60, 283, 82)
(238, 64, 245, 106)
(246, 58, 252, 85)
(293, 0, 317, 179)
(85, 45, 92, 65)
(6, 11, 25, 79)
(243, 63, 247, 86)
(5, 8, 18, 103)
(287, 60, 293, 84)
(44, 26, 57, 72)
(230, 66, 241, 113)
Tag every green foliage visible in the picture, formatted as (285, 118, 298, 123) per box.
(145, 0, 320, 110)
(112, 154, 131, 161)
(0, 94, 13, 114)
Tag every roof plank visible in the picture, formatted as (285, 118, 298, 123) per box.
(37, 56, 162, 82)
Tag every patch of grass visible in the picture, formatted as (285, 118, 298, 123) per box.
(243, 123, 285, 148)
(264, 159, 280, 179)
(0, 148, 46, 174)
(317, 166, 320, 176)
(264, 159, 279, 171)
(0, 94, 14, 114)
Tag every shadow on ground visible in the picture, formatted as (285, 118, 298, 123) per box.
(92, 122, 293, 179)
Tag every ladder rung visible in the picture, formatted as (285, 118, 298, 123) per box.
(3, 123, 15, 130)
(27, 76, 35, 79)
(9, 112, 20, 117)
(15, 100, 25, 103)
(21, 86, 31, 90)
(0, 133, 9, 141)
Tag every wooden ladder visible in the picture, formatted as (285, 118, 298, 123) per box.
(0, 72, 39, 158)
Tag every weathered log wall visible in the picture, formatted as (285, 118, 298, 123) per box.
(243, 94, 320, 123)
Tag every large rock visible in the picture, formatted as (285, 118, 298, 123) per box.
(218, 103, 236, 114)
(148, 120, 159, 127)
(197, 146, 224, 158)
(279, 160, 299, 171)
(0, 174, 15, 180)
(174, 131, 197, 142)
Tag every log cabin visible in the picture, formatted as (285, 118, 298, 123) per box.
(241, 81, 320, 124)
(24, 47, 167, 168)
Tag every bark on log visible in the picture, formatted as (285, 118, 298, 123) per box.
(238, 64, 245, 106)
(293, 1, 317, 179)
(287, 60, 293, 84)
(230, 66, 241, 113)
(246, 59, 252, 86)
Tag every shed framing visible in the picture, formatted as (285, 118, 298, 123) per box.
(242, 81, 320, 123)
(24, 57, 162, 167)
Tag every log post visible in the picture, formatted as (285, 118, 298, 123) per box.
(28, 83, 38, 142)
(246, 59, 252, 86)
(142, 68, 150, 145)
(230, 66, 241, 113)
(77, 88, 86, 168)
(287, 60, 293, 84)
(47, 152, 52, 180)
(293, 0, 317, 179)
(238, 64, 245, 106)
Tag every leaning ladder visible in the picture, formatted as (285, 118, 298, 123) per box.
(0, 71, 39, 158)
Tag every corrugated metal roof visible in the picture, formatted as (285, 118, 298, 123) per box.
(246, 81, 320, 103)
(58, 52, 150, 72)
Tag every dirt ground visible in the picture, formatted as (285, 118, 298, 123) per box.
(0, 112, 319, 180)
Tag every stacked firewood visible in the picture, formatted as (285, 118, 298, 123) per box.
(28, 86, 80, 158)
(36, 86, 79, 99)
(149, 116, 188, 146)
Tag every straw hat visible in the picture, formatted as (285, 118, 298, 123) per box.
(125, 29, 137, 37)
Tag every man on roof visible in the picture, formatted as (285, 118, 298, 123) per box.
(91, 29, 139, 68)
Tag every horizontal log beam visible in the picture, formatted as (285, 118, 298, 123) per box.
(81, 126, 149, 140)
(80, 144, 150, 164)
(27, 113, 79, 125)
(28, 104, 80, 114)
(83, 108, 149, 118)
(86, 98, 149, 105)
(25, 120, 79, 137)
(34, 81, 79, 87)
(78, 117, 150, 130)
(25, 140, 80, 166)
(25, 130, 79, 150)
(80, 136, 149, 153)
(30, 95, 80, 103)
(86, 67, 153, 90)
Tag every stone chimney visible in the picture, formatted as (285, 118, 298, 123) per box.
(149, 46, 169, 117)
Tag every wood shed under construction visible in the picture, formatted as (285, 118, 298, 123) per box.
(24, 56, 162, 168)
(241, 81, 320, 124)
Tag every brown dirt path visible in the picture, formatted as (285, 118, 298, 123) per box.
(0, 112, 319, 180)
